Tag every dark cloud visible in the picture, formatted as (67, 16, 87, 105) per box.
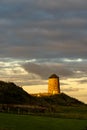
(35, 0, 87, 11)
(0, 40, 86, 59)
(21, 58, 87, 81)
(22, 62, 76, 79)
(0, 18, 87, 59)
(1, 0, 87, 9)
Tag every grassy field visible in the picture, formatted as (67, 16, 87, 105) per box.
(0, 113, 87, 130)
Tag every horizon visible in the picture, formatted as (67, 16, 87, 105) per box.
(0, 0, 87, 103)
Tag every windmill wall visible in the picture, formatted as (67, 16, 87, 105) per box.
(48, 74, 60, 95)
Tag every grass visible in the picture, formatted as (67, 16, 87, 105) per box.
(0, 113, 87, 130)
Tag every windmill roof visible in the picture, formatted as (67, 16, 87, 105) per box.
(49, 74, 59, 78)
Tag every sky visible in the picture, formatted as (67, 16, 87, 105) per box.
(0, 0, 87, 103)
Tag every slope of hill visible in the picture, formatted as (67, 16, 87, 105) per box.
(38, 93, 84, 106)
(0, 81, 85, 106)
(0, 81, 35, 104)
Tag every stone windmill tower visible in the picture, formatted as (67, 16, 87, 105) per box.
(48, 74, 60, 95)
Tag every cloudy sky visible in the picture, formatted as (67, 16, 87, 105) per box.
(0, 0, 87, 103)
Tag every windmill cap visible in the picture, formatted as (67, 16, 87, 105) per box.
(49, 74, 59, 78)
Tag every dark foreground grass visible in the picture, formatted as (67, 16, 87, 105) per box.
(0, 113, 87, 130)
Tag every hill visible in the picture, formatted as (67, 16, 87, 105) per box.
(0, 81, 85, 106)
(38, 93, 84, 106)
(0, 81, 35, 104)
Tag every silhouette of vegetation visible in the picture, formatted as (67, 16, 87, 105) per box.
(38, 93, 84, 106)
(0, 81, 34, 104)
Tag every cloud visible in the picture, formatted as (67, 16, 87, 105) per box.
(0, 0, 87, 60)
(0, 27, 87, 59)
(0, 57, 86, 89)
(11, 41, 87, 59)
(33, 0, 87, 13)
(76, 79, 87, 84)
(22, 62, 76, 79)
(60, 82, 69, 86)
(62, 87, 79, 92)
(21, 58, 87, 81)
